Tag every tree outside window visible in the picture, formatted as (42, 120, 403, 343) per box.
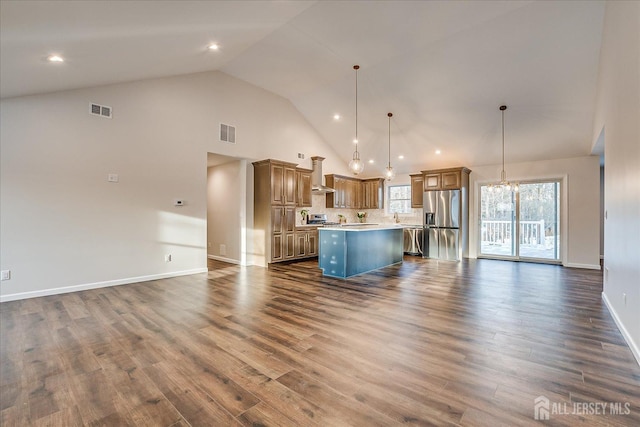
(388, 185, 411, 214)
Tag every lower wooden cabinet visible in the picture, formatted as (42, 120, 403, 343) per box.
(271, 206, 296, 262)
(295, 230, 318, 258)
(294, 230, 318, 258)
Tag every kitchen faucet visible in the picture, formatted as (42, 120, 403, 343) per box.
(393, 212, 399, 223)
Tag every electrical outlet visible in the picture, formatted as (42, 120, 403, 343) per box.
(208, 242, 211, 248)
(1, 270, 10, 281)
(107, 174, 119, 183)
(605, 267, 609, 283)
(623, 293, 627, 306)
(165, 254, 172, 262)
(220, 244, 226, 256)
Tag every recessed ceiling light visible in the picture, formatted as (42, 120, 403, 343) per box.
(353, 138, 358, 144)
(333, 114, 341, 120)
(47, 55, 64, 63)
(398, 155, 404, 159)
(207, 43, 220, 51)
(368, 159, 374, 164)
(435, 149, 442, 155)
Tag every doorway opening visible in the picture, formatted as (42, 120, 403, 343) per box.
(479, 180, 561, 263)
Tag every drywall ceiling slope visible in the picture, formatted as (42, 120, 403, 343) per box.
(1, 1, 605, 175)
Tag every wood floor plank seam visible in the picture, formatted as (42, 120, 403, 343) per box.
(2, 257, 639, 426)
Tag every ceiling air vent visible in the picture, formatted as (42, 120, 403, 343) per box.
(90, 103, 112, 119)
(220, 123, 236, 143)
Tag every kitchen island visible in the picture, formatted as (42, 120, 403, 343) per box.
(318, 225, 404, 278)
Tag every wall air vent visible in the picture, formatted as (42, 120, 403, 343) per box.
(220, 123, 236, 143)
(90, 103, 112, 118)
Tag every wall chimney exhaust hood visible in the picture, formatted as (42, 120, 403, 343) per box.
(310, 156, 335, 194)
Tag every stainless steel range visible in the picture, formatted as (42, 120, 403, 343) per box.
(307, 213, 340, 226)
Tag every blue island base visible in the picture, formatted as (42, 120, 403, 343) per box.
(318, 227, 404, 278)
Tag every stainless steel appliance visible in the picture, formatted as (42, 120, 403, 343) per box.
(403, 227, 423, 255)
(307, 213, 340, 226)
(423, 190, 461, 261)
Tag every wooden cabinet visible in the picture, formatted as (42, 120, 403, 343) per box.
(325, 175, 354, 208)
(296, 168, 312, 207)
(424, 173, 441, 190)
(325, 175, 383, 209)
(270, 162, 297, 206)
(253, 159, 299, 264)
(360, 179, 384, 209)
(294, 230, 318, 258)
(410, 174, 424, 208)
(420, 167, 470, 191)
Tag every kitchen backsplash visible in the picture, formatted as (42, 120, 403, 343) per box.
(296, 194, 423, 225)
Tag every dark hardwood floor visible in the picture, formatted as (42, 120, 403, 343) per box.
(1, 257, 639, 426)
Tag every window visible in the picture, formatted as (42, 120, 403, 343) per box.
(388, 185, 411, 214)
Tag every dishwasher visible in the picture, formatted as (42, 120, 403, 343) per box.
(403, 226, 423, 255)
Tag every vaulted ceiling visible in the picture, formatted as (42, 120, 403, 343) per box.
(1, 1, 605, 175)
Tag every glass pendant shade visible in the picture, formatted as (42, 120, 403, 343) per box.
(349, 151, 364, 175)
(385, 165, 395, 181)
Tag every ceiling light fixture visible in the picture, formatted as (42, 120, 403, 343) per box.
(348, 65, 364, 175)
(498, 105, 518, 192)
(207, 43, 220, 51)
(435, 149, 441, 155)
(334, 114, 341, 120)
(385, 112, 396, 181)
(47, 54, 64, 63)
(368, 159, 375, 164)
(398, 155, 404, 160)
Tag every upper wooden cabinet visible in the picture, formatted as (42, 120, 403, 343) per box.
(361, 178, 384, 209)
(410, 174, 424, 208)
(267, 161, 297, 206)
(420, 167, 471, 191)
(296, 168, 312, 207)
(325, 174, 384, 209)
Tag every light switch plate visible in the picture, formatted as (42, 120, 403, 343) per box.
(108, 174, 119, 183)
(1, 270, 10, 281)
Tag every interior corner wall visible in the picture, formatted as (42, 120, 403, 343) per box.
(0, 70, 346, 301)
(207, 161, 243, 263)
(468, 155, 601, 269)
(593, 1, 640, 363)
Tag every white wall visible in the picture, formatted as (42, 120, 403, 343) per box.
(468, 155, 601, 269)
(593, 1, 640, 363)
(207, 161, 244, 264)
(0, 70, 347, 301)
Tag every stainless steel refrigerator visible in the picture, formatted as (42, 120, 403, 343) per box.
(423, 190, 461, 261)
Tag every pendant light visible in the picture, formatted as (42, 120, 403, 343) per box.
(498, 105, 518, 192)
(348, 65, 365, 175)
(385, 112, 395, 181)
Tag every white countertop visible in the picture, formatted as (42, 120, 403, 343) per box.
(320, 224, 404, 231)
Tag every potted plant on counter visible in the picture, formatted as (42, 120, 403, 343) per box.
(300, 209, 309, 225)
(338, 214, 346, 224)
(356, 211, 366, 223)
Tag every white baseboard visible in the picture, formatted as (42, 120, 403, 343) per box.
(207, 254, 240, 265)
(602, 292, 640, 366)
(0, 268, 208, 303)
(563, 262, 601, 270)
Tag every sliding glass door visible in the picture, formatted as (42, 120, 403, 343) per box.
(480, 180, 560, 262)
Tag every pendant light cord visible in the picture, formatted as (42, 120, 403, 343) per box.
(388, 112, 392, 168)
(500, 105, 507, 179)
(354, 65, 359, 155)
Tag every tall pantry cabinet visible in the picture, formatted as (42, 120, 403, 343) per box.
(253, 159, 298, 263)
